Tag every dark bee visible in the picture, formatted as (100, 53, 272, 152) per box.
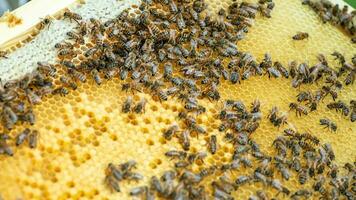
(292, 32, 309, 40)
(28, 130, 38, 148)
(208, 135, 217, 154)
(327, 100, 349, 116)
(25, 89, 41, 105)
(37, 61, 57, 77)
(298, 169, 308, 184)
(91, 69, 101, 85)
(60, 76, 77, 90)
(63, 9, 82, 23)
(130, 186, 147, 196)
(289, 102, 308, 116)
(272, 62, 288, 78)
(52, 87, 69, 96)
(38, 16, 52, 30)
(350, 100, 356, 122)
(291, 189, 312, 199)
(16, 128, 30, 146)
(319, 118, 337, 132)
(0, 140, 13, 156)
(165, 150, 187, 160)
(105, 175, 120, 192)
(180, 130, 190, 151)
(267, 67, 281, 78)
(331, 51, 345, 65)
(122, 96, 133, 113)
(163, 124, 179, 140)
(321, 86, 338, 101)
(133, 98, 147, 114)
(54, 41, 73, 49)
(68, 68, 86, 82)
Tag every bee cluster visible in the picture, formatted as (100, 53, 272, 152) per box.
(0, 0, 355, 199)
(301, 0, 356, 43)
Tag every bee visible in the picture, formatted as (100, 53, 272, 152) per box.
(165, 150, 187, 160)
(130, 186, 147, 196)
(235, 175, 251, 186)
(37, 61, 57, 77)
(289, 103, 308, 116)
(53, 87, 69, 96)
(157, 90, 168, 101)
(320, 118, 337, 132)
(63, 9, 82, 23)
(60, 76, 77, 90)
(207, 135, 218, 154)
(274, 62, 289, 78)
(321, 86, 338, 101)
(175, 161, 189, 168)
(250, 99, 261, 113)
(313, 175, 325, 193)
(292, 32, 309, 40)
(350, 100, 356, 122)
(327, 100, 349, 116)
(331, 51, 345, 65)
(291, 189, 312, 199)
(297, 91, 312, 102)
(122, 96, 133, 113)
(28, 130, 38, 148)
(345, 71, 355, 85)
(91, 69, 102, 85)
(61, 60, 75, 69)
(133, 98, 147, 114)
(289, 60, 298, 78)
(68, 68, 86, 82)
(276, 163, 290, 181)
(267, 67, 281, 78)
(37, 16, 52, 30)
(180, 130, 190, 151)
(25, 89, 41, 105)
(0, 50, 8, 59)
(105, 175, 120, 192)
(54, 41, 73, 49)
(301, 132, 319, 145)
(298, 169, 308, 185)
(16, 128, 30, 146)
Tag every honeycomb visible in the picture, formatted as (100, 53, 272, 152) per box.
(0, 0, 355, 199)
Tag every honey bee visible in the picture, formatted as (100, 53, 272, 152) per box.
(0, 50, 8, 59)
(267, 67, 281, 78)
(165, 149, 186, 160)
(0, 140, 13, 156)
(130, 186, 147, 196)
(54, 41, 73, 49)
(63, 9, 82, 23)
(327, 100, 349, 116)
(122, 96, 133, 113)
(68, 68, 86, 82)
(163, 124, 179, 140)
(180, 130, 190, 151)
(292, 32, 309, 40)
(274, 61, 289, 78)
(350, 100, 356, 122)
(16, 128, 30, 146)
(321, 86, 338, 101)
(29, 130, 38, 148)
(52, 87, 69, 96)
(319, 118, 337, 132)
(105, 175, 120, 192)
(289, 102, 308, 116)
(208, 135, 217, 154)
(133, 98, 147, 114)
(38, 16, 52, 30)
(25, 88, 41, 105)
(37, 62, 57, 77)
(331, 51, 345, 65)
(60, 76, 77, 90)
(90, 69, 101, 85)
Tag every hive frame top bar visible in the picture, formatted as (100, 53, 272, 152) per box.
(0, 0, 352, 50)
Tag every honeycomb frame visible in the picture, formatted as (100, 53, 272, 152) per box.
(0, 0, 355, 199)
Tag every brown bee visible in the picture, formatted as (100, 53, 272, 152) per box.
(180, 130, 190, 151)
(289, 103, 308, 116)
(54, 41, 73, 49)
(16, 128, 30, 146)
(37, 62, 57, 77)
(208, 135, 217, 154)
(91, 69, 102, 85)
(105, 175, 120, 192)
(38, 16, 52, 30)
(60, 76, 77, 90)
(163, 124, 179, 140)
(133, 98, 147, 113)
(0, 50, 8, 59)
(63, 9, 82, 23)
(320, 118, 337, 132)
(29, 130, 39, 148)
(122, 96, 133, 113)
(292, 32, 309, 40)
(351, 100, 356, 122)
(68, 68, 86, 82)
(52, 87, 69, 96)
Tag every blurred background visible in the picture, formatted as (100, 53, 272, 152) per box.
(0, 0, 355, 17)
(0, 0, 30, 15)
